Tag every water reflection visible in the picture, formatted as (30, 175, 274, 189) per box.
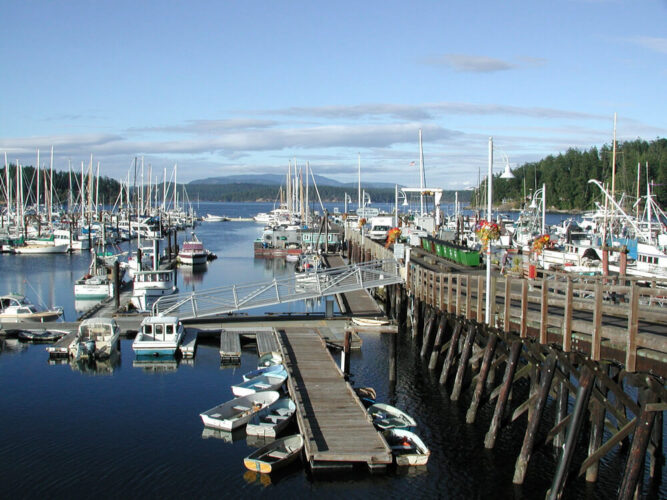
(201, 427, 246, 443)
(75, 299, 102, 314)
(179, 264, 207, 285)
(48, 347, 121, 375)
(243, 469, 272, 487)
(132, 357, 179, 372)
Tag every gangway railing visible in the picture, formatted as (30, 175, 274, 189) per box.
(152, 259, 403, 319)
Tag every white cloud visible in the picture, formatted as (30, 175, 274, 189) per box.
(627, 36, 667, 54)
(422, 54, 517, 73)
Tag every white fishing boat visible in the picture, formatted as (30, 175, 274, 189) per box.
(199, 391, 280, 431)
(243, 434, 304, 474)
(131, 269, 177, 311)
(68, 317, 120, 360)
(132, 316, 185, 356)
(0, 294, 63, 323)
(178, 233, 208, 266)
(74, 254, 116, 300)
(368, 403, 417, 430)
(383, 428, 430, 466)
(54, 229, 90, 251)
(231, 368, 288, 397)
(245, 397, 296, 438)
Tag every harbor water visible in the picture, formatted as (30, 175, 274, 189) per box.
(0, 202, 662, 499)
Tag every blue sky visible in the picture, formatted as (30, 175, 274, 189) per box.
(1, 0, 665, 190)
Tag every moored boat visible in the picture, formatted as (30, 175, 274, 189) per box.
(131, 269, 177, 311)
(68, 317, 120, 360)
(204, 214, 228, 222)
(243, 434, 304, 474)
(257, 351, 282, 368)
(245, 397, 296, 438)
(132, 316, 185, 356)
(0, 294, 63, 323)
(199, 391, 280, 431)
(178, 233, 208, 266)
(368, 403, 417, 430)
(231, 368, 288, 397)
(242, 364, 286, 382)
(383, 428, 430, 466)
(13, 243, 69, 254)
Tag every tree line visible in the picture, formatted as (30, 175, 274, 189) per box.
(472, 138, 666, 211)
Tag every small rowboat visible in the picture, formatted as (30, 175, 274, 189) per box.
(368, 403, 417, 430)
(199, 391, 280, 431)
(383, 428, 430, 466)
(231, 369, 288, 397)
(246, 397, 296, 438)
(243, 434, 304, 474)
(242, 364, 285, 382)
(352, 317, 390, 326)
(257, 351, 282, 368)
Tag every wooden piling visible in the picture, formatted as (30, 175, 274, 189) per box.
(439, 321, 463, 385)
(547, 364, 595, 500)
(513, 353, 557, 484)
(618, 395, 658, 500)
(428, 314, 448, 370)
(484, 340, 523, 449)
(451, 324, 477, 401)
(420, 307, 437, 359)
(113, 261, 120, 309)
(466, 333, 498, 424)
(585, 378, 607, 482)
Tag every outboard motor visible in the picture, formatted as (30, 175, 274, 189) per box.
(85, 340, 96, 358)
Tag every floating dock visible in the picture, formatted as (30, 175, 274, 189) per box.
(278, 327, 392, 471)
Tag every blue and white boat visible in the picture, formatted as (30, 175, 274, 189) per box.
(245, 397, 296, 438)
(231, 368, 288, 397)
(132, 316, 185, 356)
(242, 364, 286, 382)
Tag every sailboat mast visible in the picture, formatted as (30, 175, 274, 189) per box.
(636, 162, 641, 223)
(419, 129, 425, 215)
(49, 146, 53, 224)
(357, 153, 361, 213)
(610, 112, 617, 202)
(36, 149, 40, 215)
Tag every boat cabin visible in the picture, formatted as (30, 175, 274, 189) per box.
(139, 316, 183, 341)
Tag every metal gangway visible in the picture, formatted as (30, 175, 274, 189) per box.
(152, 259, 403, 319)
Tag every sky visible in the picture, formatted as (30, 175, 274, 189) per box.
(1, 0, 665, 190)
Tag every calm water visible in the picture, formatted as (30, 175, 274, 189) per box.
(0, 202, 662, 499)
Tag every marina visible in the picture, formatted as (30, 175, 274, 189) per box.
(0, 201, 665, 499)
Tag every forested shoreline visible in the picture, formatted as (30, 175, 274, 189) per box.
(3, 138, 664, 211)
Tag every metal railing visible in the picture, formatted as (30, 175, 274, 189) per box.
(152, 259, 403, 319)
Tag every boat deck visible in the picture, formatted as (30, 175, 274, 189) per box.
(278, 327, 392, 471)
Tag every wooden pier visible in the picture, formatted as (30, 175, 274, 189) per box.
(278, 327, 392, 471)
(346, 230, 667, 497)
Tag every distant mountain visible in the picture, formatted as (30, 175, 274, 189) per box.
(188, 174, 395, 189)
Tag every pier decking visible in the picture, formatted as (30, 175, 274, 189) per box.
(278, 327, 392, 471)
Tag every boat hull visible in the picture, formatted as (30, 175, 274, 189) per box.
(200, 391, 280, 431)
(243, 434, 304, 474)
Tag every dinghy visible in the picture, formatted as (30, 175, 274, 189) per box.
(231, 368, 288, 397)
(246, 397, 296, 438)
(243, 434, 304, 474)
(368, 403, 417, 430)
(199, 391, 280, 431)
(257, 351, 282, 368)
(383, 428, 430, 466)
(242, 364, 286, 382)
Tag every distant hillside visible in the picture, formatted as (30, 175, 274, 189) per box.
(188, 173, 396, 189)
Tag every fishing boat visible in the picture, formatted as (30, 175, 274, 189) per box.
(243, 434, 304, 474)
(231, 368, 288, 397)
(0, 294, 63, 323)
(383, 428, 430, 466)
(132, 316, 185, 356)
(245, 397, 296, 438)
(368, 403, 417, 430)
(68, 317, 120, 360)
(257, 351, 282, 368)
(74, 254, 116, 300)
(131, 269, 177, 311)
(199, 391, 280, 431)
(242, 364, 286, 382)
(178, 233, 208, 266)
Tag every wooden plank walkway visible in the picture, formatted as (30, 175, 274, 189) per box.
(219, 329, 241, 361)
(278, 327, 392, 471)
(256, 329, 280, 356)
(179, 329, 197, 358)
